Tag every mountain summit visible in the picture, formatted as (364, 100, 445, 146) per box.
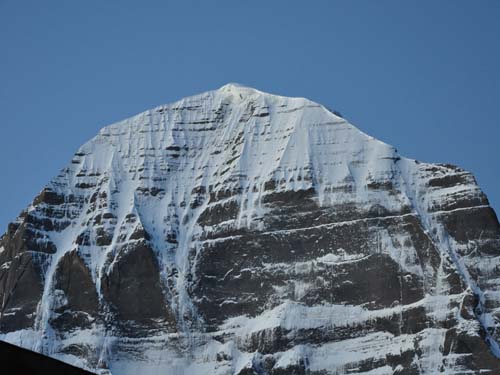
(1, 85, 500, 374)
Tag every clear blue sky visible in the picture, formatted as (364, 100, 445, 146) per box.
(1, 1, 499, 231)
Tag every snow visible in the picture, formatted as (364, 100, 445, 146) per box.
(270, 332, 416, 373)
(220, 294, 466, 344)
(1, 83, 499, 374)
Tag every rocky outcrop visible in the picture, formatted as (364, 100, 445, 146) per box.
(101, 240, 176, 335)
(0, 84, 499, 374)
(0, 250, 45, 331)
(50, 250, 99, 331)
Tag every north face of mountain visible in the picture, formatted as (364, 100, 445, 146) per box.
(1, 84, 500, 374)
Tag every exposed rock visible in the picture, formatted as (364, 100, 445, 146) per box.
(50, 251, 99, 331)
(0, 252, 45, 331)
(101, 240, 176, 334)
(0, 84, 499, 374)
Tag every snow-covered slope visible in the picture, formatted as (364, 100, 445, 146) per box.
(1, 84, 500, 374)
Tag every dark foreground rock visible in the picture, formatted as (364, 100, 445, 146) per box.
(0, 340, 94, 375)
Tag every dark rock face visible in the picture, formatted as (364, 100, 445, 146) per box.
(189, 159, 500, 374)
(51, 251, 99, 331)
(0, 84, 499, 374)
(0, 251, 45, 331)
(101, 240, 176, 334)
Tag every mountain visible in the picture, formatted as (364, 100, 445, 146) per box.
(1, 84, 500, 374)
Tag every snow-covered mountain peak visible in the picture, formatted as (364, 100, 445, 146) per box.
(218, 82, 254, 92)
(217, 83, 263, 102)
(215, 83, 312, 105)
(92, 84, 342, 149)
(1, 86, 500, 374)
(67, 85, 399, 214)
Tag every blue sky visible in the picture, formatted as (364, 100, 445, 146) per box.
(1, 1, 499, 231)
